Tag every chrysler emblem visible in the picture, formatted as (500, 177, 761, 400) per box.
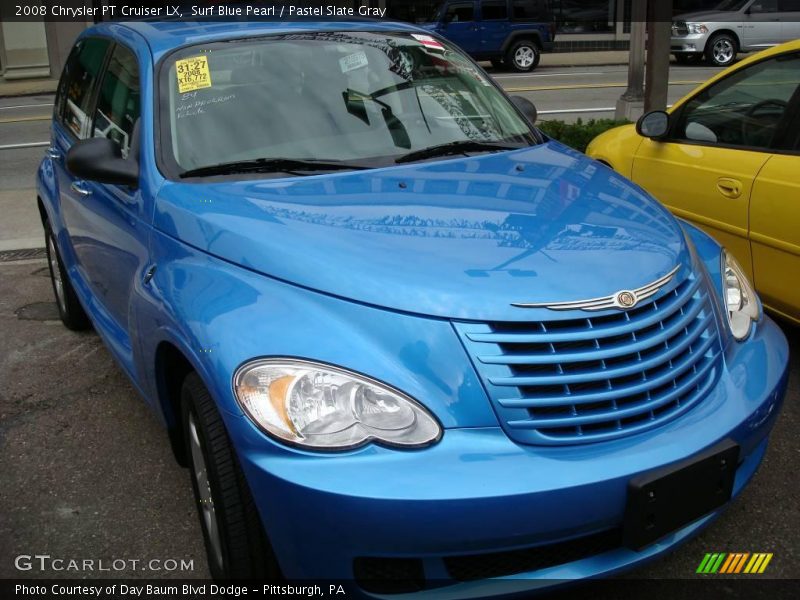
(512, 266, 680, 312)
(616, 291, 637, 308)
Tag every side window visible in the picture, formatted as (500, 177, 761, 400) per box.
(749, 0, 778, 11)
(512, 0, 548, 20)
(92, 44, 140, 159)
(778, 0, 800, 9)
(481, 0, 508, 20)
(445, 2, 475, 22)
(55, 38, 111, 139)
(675, 53, 800, 150)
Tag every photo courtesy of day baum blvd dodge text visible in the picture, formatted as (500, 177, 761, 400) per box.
(0, 1, 797, 599)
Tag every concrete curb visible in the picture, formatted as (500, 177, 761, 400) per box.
(0, 78, 59, 98)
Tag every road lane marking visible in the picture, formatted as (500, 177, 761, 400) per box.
(0, 141, 49, 150)
(503, 80, 703, 92)
(492, 71, 609, 79)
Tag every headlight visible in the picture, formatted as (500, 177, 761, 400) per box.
(687, 23, 709, 34)
(233, 359, 441, 450)
(722, 250, 760, 341)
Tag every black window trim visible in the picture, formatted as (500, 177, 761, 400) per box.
(55, 35, 115, 145)
(660, 49, 800, 157)
(89, 39, 141, 159)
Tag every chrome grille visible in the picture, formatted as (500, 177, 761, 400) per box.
(454, 269, 723, 445)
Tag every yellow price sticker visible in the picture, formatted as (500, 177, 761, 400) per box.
(176, 56, 212, 93)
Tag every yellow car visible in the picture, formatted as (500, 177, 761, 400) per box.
(587, 40, 800, 325)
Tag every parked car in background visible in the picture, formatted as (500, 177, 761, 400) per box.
(588, 40, 800, 325)
(421, 0, 555, 71)
(38, 18, 788, 592)
(672, 0, 800, 66)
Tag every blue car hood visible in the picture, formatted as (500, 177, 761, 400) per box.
(154, 143, 690, 321)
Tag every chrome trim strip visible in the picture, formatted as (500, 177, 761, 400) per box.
(512, 265, 681, 311)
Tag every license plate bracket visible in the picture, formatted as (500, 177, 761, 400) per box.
(623, 439, 739, 550)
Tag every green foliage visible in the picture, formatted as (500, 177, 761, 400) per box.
(537, 118, 630, 153)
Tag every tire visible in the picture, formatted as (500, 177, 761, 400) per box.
(674, 52, 701, 65)
(705, 33, 738, 67)
(44, 220, 90, 331)
(182, 372, 281, 580)
(490, 58, 505, 70)
(506, 39, 540, 72)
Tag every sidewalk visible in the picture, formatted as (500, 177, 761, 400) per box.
(541, 50, 629, 68)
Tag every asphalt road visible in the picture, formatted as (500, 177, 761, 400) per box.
(1, 61, 797, 589)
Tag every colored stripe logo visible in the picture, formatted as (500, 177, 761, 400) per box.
(697, 553, 773, 574)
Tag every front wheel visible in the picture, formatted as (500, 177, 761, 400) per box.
(182, 372, 281, 580)
(44, 220, 90, 331)
(506, 40, 540, 72)
(706, 33, 738, 67)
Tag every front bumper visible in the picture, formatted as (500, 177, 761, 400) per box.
(233, 316, 788, 593)
(671, 33, 710, 54)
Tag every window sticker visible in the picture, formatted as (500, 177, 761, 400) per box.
(411, 34, 445, 52)
(339, 51, 369, 73)
(176, 56, 212, 93)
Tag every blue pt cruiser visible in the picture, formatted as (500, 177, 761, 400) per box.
(37, 19, 788, 595)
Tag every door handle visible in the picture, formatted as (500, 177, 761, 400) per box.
(717, 178, 742, 199)
(46, 147, 61, 160)
(70, 181, 92, 197)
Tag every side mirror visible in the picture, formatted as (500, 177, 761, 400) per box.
(510, 95, 537, 125)
(66, 137, 139, 188)
(636, 110, 670, 140)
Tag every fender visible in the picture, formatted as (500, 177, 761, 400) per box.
(680, 218, 724, 302)
(132, 227, 499, 442)
(501, 29, 543, 53)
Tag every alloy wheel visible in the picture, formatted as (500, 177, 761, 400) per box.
(712, 39, 734, 64)
(47, 234, 66, 313)
(514, 46, 536, 68)
(188, 412, 224, 572)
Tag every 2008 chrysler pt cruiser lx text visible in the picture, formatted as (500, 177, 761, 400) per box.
(37, 18, 788, 595)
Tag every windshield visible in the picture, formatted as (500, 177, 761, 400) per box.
(160, 31, 535, 176)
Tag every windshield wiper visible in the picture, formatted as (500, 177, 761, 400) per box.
(180, 158, 367, 178)
(395, 140, 525, 164)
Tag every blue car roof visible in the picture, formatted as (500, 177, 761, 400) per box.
(95, 19, 423, 61)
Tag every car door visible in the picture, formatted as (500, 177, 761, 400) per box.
(742, 0, 782, 49)
(73, 41, 150, 352)
(479, 0, 510, 55)
(632, 51, 800, 280)
(441, 1, 480, 54)
(50, 36, 112, 283)
(748, 84, 800, 321)
(778, 0, 800, 41)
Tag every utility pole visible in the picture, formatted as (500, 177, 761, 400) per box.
(615, 0, 673, 121)
(615, 0, 647, 121)
(645, 0, 673, 112)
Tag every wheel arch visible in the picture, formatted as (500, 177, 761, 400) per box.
(36, 196, 49, 225)
(153, 340, 197, 467)
(502, 30, 543, 54)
